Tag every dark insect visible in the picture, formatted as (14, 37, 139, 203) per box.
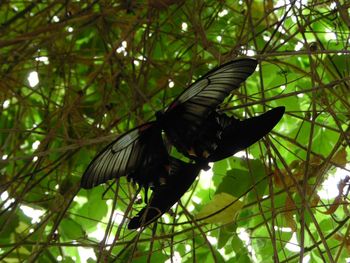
(81, 59, 257, 189)
(80, 58, 285, 229)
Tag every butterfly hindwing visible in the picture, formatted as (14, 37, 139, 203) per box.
(128, 158, 202, 229)
(208, 106, 285, 161)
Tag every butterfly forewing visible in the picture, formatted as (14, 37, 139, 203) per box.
(81, 122, 168, 189)
(168, 58, 257, 108)
(162, 58, 258, 158)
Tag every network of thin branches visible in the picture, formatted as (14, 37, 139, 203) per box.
(0, 1, 349, 262)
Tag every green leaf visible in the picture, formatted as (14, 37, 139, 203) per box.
(196, 193, 243, 224)
(216, 158, 267, 201)
(60, 218, 84, 240)
(218, 223, 237, 249)
(132, 251, 168, 263)
(0, 211, 19, 237)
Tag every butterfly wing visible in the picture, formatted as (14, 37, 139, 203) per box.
(160, 58, 258, 158)
(167, 58, 258, 109)
(209, 106, 285, 162)
(128, 158, 202, 229)
(81, 122, 169, 189)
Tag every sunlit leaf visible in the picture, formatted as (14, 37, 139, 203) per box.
(196, 193, 243, 224)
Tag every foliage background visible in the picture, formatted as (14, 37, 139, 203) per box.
(0, 0, 349, 262)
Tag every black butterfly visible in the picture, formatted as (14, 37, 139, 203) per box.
(81, 58, 257, 189)
(80, 58, 285, 229)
